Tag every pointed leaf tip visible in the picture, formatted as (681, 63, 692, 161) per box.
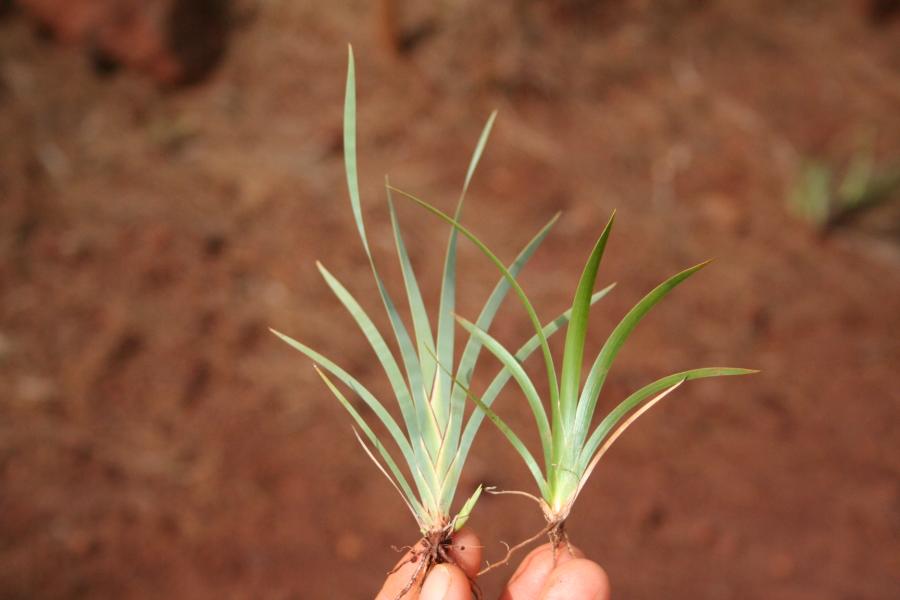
(454, 484, 483, 531)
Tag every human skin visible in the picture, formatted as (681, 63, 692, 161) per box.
(376, 529, 610, 600)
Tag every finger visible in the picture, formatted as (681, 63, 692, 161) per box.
(539, 558, 610, 600)
(446, 527, 482, 579)
(420, 564, 474, 600)
(376, 540, 429, 600)
(500, 543, 583, 600)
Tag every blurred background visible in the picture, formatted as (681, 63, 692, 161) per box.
(2, 1, 899, 598)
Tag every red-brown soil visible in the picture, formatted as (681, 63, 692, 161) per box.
(2, 2, 899, 598)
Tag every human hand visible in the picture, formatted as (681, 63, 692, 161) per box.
(376, 529, 610, 600)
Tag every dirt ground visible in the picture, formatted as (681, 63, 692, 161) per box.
(2, 1, 900, 598)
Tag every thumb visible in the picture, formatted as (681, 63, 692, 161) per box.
(420, 528, 482, 600)
(539, 558, 610, 600)
(420, 564, 474, 600)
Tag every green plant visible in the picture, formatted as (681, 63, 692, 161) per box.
(393, 191, 756, 551)
(270, 47, 614, 595)
(789, 148, 900, 230)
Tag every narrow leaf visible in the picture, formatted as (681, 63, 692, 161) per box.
(453, 484, 483, 532)
(578, 367, 758, 471)
(316, 262, 442, 486)
(270, 329, 412, 464)
(390, 185, 561, 426)
(433, 111, 499, 430)
(341, 48, 440, 464)
(456, 316, 552, 469)
(270, 328, 435, 502)
(569, 379, 686, 511)
(438, 213, 559, 480)
(386, 180, 437, 392)
(351, 428, 425, 528)
(343, 45, 367, 251)
(445, 367, 549, 498)
(426, 343, 548, 498)
(439, 285, 615, 508)
(573, 261, 711, 449)
(556, 212, 615, 466)
(313, 365, 427, 525)
(462, 111, 498, 197)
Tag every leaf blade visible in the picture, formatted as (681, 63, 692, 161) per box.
(314, 365, 427, 525)
(556, 213, 615, 469)
(573, 261, 711, 449)
(270, 328, 436, 503)
(438, 213, 559, 480)
(567, 379, 687, 513)
(456, 316, 553, 468)
(440, 285, 615, 508)
(578, 367, 758, 472)
(316, 263, 443, 501)
(453, 484, 483, 532)
(343, 46, 367, 251)
(341, 52, 440, 465)
(444, 364, 549, 498)
(433, 112, 499, 431)
(386, 180, 437, 395)
(390, 185, 561, 426)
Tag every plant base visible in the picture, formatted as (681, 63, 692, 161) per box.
(547, 519, 574, 564)
(388, 525, 481, 600)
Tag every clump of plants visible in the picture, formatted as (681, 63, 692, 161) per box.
(273, 47, 754, 597)
(271, 47, 611, 598)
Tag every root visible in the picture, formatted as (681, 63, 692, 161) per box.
(473, 517, 575, 577)
(474, 487, 558, 576)
(386, 551, 418, 576)
(394, 546, 431, 600)
(390, 525, 482, 600)
(477, 522, 551, 576)
(484, 486, 545, 506)
(547, 519, 573, 564)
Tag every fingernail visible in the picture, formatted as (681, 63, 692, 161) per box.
(420, 565, 452, 600)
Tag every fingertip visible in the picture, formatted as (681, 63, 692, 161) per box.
(501, 543, 583, 599)
(540, 558, 610, 600)
(448, 527, 482, 578)
(513, 542, 583, 580)
(420, 564, 472, 600)
(526, 541, 584, 563)
(506, 544, 553, 593)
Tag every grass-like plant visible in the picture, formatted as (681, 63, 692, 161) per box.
(270, 47, 615, 596)
(391, 192, 757, 553)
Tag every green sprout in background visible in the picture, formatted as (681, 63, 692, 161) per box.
(394, 192, 757, 555)
(789, 143, 900, 231)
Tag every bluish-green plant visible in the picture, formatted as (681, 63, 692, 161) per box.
(271, 48, 615, 549)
